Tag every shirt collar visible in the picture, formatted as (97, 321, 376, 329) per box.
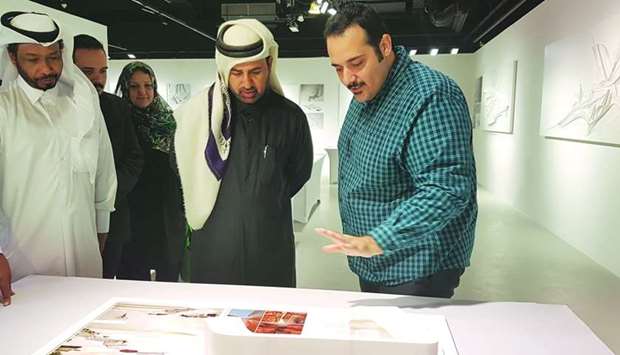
(16, 71, 70, 105)
(17, 75, 45, 104)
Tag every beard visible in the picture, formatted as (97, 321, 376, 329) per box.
(16, 62, 61, 91)
(93, 82, 104, 94)
(231, 86, 266, 104)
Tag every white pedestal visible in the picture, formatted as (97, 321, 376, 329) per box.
(292, 153, 326, 223)
(325, 148, 338, 184)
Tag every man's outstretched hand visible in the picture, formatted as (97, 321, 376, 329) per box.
(0, 254, 14, 306)
(315, 228, 383, 258)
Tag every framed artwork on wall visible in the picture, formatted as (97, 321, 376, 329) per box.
(299, 84, 325, 113)
(166, 82, 191, 107)
(472, 75, 483, 129)
(481, 60, 518, 134)
(539, 13, 620, 145)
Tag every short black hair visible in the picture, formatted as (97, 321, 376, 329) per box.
(323, 2, 389, 59)
(73, 34, 105, 59)
(7, 43, 17, 55)
(7, 39, 64, 56)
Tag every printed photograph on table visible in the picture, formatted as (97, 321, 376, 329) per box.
(227, 309, 308, 335)
(50, 303, 222, 354)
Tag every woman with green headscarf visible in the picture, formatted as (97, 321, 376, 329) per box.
(114, 61, 185, 282)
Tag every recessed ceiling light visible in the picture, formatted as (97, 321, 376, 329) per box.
(430, 48, 439, 56)
(127, 53, 136, 59)
(288, 22, 299, 32)
(320, 2, 329, 14)
(327, 8, 337, 15)
(451, 48, 459, 54)
(409, 49, 417, 56)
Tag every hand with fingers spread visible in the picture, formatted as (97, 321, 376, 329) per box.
(315, 228, 383, 258)
(0, 254, 14, 306)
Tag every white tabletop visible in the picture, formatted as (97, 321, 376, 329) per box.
(0, 275, 613, 355)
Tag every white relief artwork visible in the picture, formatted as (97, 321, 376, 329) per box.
(472, 75, 483, 129)
(299, 84, 325, 113)
(481, 60, 518, 133)
(166, 82, 191, 107)
(540, 13, 620, 144)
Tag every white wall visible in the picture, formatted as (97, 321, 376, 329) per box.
(0, 0, 107, 52)
(414, 53, 477, 113)
(109, 57, 345, 152)
(111, 0, 620, 278)
(472, 0, 620, 277)
(334, 53, 477, 144)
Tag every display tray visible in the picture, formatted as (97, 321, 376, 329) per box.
(42, 298, 458, 355)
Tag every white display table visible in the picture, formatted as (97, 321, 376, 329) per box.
(292, 153, 326, 223)
(0, 275, 613, 355)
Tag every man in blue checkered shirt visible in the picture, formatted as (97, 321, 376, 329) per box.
(316, 2, 477, 298)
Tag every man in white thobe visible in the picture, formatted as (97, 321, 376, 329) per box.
(0, 11, 117, 306)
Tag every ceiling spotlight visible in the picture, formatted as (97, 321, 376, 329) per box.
(327, 8, 337, 15)
(127, 53, 137, 59)
(450, 48, 459, 54)
(320, 2, 329, 14)
(317, 0, 323, 4)
(288, 22, 299, 32)
(409, 49, 417, 56)
(59, 1, 68, 8)
(297, 14, 305, 22)
(308, 2, 320, 14)
(430, 48, 439, 56)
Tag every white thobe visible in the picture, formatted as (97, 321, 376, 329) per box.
(0, 75, 117, 281)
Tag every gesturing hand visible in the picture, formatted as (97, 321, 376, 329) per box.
(0, 254, 14, 306)
(315, 228, 383, 258)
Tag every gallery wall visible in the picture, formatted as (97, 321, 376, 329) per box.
(108, 57, 344, 153)
(472, 0, 620, 277)
(107, 0, 620, 278)
(0, 0, 108, 57)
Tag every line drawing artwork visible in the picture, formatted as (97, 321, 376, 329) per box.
(552, 42, 620, 135)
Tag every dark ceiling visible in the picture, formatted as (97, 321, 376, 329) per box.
(29, 0, 544, 59)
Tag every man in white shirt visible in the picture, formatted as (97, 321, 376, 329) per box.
(0, 11, 117, 306)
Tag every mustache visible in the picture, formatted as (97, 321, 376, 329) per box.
(36, 74, 59, 81)
(347, 81, 364, 90)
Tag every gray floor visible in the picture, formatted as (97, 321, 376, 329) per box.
(294, 178, 620, 353)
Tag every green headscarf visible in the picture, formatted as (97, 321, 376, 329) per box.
(115, 61, 176, 154)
